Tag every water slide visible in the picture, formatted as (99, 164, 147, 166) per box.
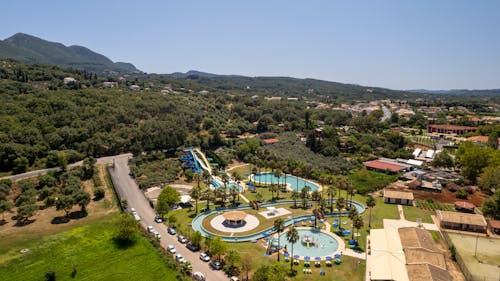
(193, 148, 213, 174)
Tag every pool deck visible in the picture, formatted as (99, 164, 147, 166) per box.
(210, 213, 260, 233)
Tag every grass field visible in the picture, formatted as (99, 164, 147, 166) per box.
(402, 205, 434, 223)
(348, 169, 398, 195)
(0, 214, 181, 281)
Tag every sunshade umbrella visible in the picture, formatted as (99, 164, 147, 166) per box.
(293, 255, 300, 259)
(304, 256, 310, 261)
(284, 252, 290, 257)
(334, 253, 341, 258)
(325, 256, 332, 261)
(315, 257, 321, 261)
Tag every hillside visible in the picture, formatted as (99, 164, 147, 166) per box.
(0, 33, 140, 75)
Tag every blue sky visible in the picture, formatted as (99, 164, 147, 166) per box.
(2, 0, 500, 90)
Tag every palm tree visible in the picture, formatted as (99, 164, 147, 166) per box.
(273, 218, 285, 261)
(291, 190, 300, 208)
(327, 185, 336, 213)
(274, 169, 282, 200)
(348, 208, 359, 240)
(347, 187, 356, 210)
(220, 172, 229, 207)
(335, 197, 346, 229)
(251, 166, 258, 186)
(366, 195, 376, 229)
(229, 185, 239, 206)
(286, 225, 299, 272)
(293, 168, 301, 194)
(353, 215, 364, 245)
(202, 188, 212, 211)
(194, 172, 202, 214)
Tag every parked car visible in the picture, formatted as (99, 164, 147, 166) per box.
(130, 208, 137, 215)
(153, 230, 161, 239)
(230, 277, 240, 281)
(178, 235, 188, 244)
(147, 225, 155, 233)
(175, 254, 186, 264)
(167, 245, 176, 254)
(209, 260, 223, 270)
(186, 242, 200, 252)
(154, 215, 163, 223)
(167, 227, 177, 235)
(193, 272, 206, 281)
(199, 252, 210, 262)
(133, 214, 141, 221)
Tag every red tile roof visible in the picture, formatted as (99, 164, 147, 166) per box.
(467, 136, 500, 145)
(363, 160, 407, 173)
(428, 124, 477, 131)
(489, 220, 500, 229)
(262, 138, 280, 144)
(454, 201, 475, 210)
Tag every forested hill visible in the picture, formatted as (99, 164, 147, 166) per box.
(0, 33, 140, 75)
(163, 71, 417, 101)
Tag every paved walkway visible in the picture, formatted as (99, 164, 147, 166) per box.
(210, 213, 260, 233)
(397, 204, 405, 220)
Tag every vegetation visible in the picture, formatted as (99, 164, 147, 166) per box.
(130, 152, 181, 189)
(155, 186, 180, 218)
(0, 214, 185, 281)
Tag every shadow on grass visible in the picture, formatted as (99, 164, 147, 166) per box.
(0, 219, 7, 226)
(112, 236, 138, 250)
(14, 219, 36, 226)
(51, 216, 70, 224)
(69, 211, 88, 220)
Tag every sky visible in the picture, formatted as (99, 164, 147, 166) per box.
(2, 0, 500, 90)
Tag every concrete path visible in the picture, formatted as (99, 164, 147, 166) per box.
(397, 204, 405, 220)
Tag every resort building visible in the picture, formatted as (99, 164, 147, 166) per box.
(399, 227, 451, 281)
(488, 220, 500, 235)
(383, 189, 414, 205)
(436, 210, 487, 233)
(427, 124, 477, 135)
(363, 159, 411, 174)
(369, 228, 409, 281)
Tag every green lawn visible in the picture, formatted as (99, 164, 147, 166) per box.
(402, 205, 434, 223)
(348, 169, 398, 195)
(0, 214, 182, 281)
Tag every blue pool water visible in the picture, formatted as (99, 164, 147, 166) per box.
(279, 229, 338, 257)
(253, 173, 320, 192)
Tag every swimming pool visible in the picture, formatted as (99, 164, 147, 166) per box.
(253, 173, 320, 192)
(279, 229, 339, 257)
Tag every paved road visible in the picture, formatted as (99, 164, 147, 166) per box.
(108, 156, 229, 281)
(1, 153, 133, 181)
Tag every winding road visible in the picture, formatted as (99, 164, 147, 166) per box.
(108, 156, 229, 281)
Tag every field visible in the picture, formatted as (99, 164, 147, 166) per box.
(348, 169, 398, 195)
(0, 213, 180, 281)
(402, 205, 434, 223)
(447, 233, 500, 281)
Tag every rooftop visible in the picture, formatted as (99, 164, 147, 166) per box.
(364, 159, 408, 173)
(223, 210, 247, 221)
(383, 189, 414, 200)
(262, 138, 280, 144)
(436, 210, 487, 226)
(454, 201, 475, 210)
(427, 124, 477, 131)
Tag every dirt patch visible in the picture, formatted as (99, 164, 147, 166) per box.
(412, 188, 487, 207)
(0, 164, 118, 248)
(435, 234, 466, 281)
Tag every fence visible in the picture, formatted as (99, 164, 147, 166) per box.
(442, 231, 499, 281)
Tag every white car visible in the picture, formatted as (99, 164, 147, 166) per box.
(153, 230, 161, 239)
(199, 252, 210, 262)
(167, 245, 176, 254)
(175, 254, 186, 264)
(133, 214, 141, 221)
(193, 272, 206, 281)
(147, 225, 155, 233)
(130, 208, 137, 215)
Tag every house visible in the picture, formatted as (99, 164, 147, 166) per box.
(454, 201, 475, 213)
(63, 77, 77, 84)
(399, 227, 451, 281)
(427, 124, 477, 135)
(364, 159, 410, 174)
(467, 136, 500, 149)
(436, 210, 487, 233)
(383, 189, 414, 205)
(488, 220, 500, 235)
(103, 81, 118, 88)
(128, 85, 140, 91)
(369, 228, 409, 281)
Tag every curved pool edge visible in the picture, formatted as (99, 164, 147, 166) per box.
(191, 200, 366, 242)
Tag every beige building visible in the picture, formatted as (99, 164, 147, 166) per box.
(383, 189, 414, 205)
(436, 210, 487, 233)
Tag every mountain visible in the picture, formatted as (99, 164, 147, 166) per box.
(409, 88, 500, 96)
(0, 33, 140, 75)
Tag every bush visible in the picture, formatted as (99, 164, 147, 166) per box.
(113, 214, 139, 248)
(456, 189, 468, 199)
(45, 271, 56, 281)
(93, 188, 105, 200)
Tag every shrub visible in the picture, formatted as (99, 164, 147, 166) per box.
(45, 271, 56, 281)
(456, 189, 468, 199)
(93, 188, 105, 200)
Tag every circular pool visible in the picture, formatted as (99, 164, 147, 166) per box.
(278, 229, 340, 258)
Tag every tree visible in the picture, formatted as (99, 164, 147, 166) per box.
(482, 189, 500, 219)
(190, 231, 203, 247)
(210, 237, 227, 262)
(286, 225, 299, 272)
(113, 214, 139, 248)
(432, 150, 454, 169)
(240, 254, 253, 281)
(93, 188, 105, 200)
(457, 143, 492, 183)
(56, 194, 74, 217)
(353, 215, 364, 244)
(74, 189, 91, 213)
(487, 132, 499, 149)
(82, 157, 96, 179)
(291, 190, 299, 208)
(327, 184, 336, 213)
(155, 186, 180, 218)
(335, 197, 346, 228)
(273, 218, 285, 261)
(366, 195, 376, 228)
(274, 169, 281, 200)
(13, 156, 29, 174)
(192, 172, 202, 214)
(225, 250, 241, 276)
(478, 166, 500, 193)
(0, 199, 12, 221)
(348, 208, 359, 240)
(16, 202, 37, 223)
